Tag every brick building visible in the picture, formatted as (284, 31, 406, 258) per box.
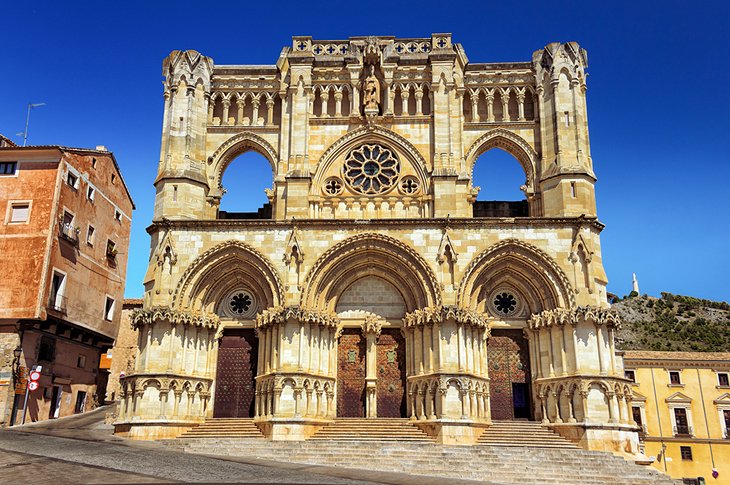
(0, 144, 134, 425)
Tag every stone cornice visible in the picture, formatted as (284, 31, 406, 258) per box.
(130, 307, 220, 329)
(255, 305, 340, 329)
(528, 306, 621, 330)
(146, 216, 605, 234)
(403, 305, 492, 330)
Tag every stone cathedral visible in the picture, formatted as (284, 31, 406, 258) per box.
(115, 34, 639, 456)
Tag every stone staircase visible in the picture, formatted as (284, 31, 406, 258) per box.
(178, 418, 264, 439)
(174, 419, 676, 484)
(310, 418, 433, 442)
(477, 420, 576, 448)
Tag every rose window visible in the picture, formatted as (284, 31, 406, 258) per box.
(343, 144, 400, 195)
(323, 177, 343, 196)
(228, 291, 253, 315)
(399, 176, 420, 195)
(492, 291, 518, 316)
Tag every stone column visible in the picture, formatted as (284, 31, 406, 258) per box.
(470, 91, 480, 122)
(266, 97, 275, 126)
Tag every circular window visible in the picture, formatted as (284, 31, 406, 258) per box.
(399, 176, 420, 195)
(490, 290, 519, 317)
(323, 177, 344, 196)
(343, 144, 400, 195)
(222, 289, 256, 319)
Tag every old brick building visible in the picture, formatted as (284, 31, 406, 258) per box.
(0, 144, 134, 425)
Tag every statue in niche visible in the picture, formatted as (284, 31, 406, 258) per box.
(362, 64, 380, 112)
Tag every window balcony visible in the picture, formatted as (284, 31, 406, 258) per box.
(48, 294, 67, 314)
(58, 223, 79, 244)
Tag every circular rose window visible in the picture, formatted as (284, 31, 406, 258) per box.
(221, 289, 256, 319)
(490, 290, 519, 317)
(343, 144, 400, 195)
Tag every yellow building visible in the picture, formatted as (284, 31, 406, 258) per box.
(622, 350, 730, 483)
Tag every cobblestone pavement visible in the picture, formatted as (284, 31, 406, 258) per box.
(0, 407, 381, 484)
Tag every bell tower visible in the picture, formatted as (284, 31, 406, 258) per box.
(533, 42, 596, 218)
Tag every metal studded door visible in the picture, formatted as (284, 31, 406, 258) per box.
(337, 328, 366, 417)
(213, 329, 258, 418)
(487, 329, 531, 420)
(376, 328, 407, 417)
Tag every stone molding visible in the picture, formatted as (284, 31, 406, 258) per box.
(130, 307, 219, 329)
(255, 305, 340, 329)
(206, 131, 279, 196)
(528, 306, 621, 330)
(403, 305, 491, 330)
(463, 128, 539, 192)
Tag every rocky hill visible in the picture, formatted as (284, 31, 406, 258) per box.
(613, 293, 730, 352)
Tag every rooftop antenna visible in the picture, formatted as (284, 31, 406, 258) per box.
(22, 102, 46, 146)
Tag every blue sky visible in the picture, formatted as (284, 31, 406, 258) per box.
(2, 1, 728, 302)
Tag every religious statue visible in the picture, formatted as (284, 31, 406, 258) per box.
(362, 64, 380, 112)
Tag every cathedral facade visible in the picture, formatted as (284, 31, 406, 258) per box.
(115, 34, 639, 455)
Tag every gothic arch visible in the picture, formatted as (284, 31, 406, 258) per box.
(311, 125, 431, 194)
(465, 129, 539, 192)
(173, 240, 284, 315)
(207, 132, 279, 199)
(301, 233, 440, 312)
(458, 239, 575, 314)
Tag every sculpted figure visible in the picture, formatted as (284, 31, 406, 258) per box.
(362, 65, 380, 111)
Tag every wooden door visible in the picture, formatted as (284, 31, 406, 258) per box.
(213, 329, 257, 418)
(376, 328, 406, 417)
(337, 328, 366, 417)
(487, 329, 532, 420)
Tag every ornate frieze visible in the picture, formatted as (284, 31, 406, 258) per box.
(255, 305, 340, 329)
(528, 306, 622, 330)
(403, 305, 492, 329)
(130, 307, 219, 329)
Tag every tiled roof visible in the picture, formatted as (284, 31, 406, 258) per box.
(0, 134, 18, 147)
(623, 350, 730, 362)
(123, 298, 144, 307)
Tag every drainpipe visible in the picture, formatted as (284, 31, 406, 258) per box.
(696, 368, 715, 471)
(650, 367, 667, 472)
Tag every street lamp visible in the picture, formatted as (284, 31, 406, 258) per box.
(22, 102, 46, 146)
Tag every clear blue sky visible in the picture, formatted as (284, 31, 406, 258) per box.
(2, 1, 728, 302)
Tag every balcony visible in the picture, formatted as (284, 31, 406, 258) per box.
(58, 223, 79, 244)
(48, 294, 67, 314)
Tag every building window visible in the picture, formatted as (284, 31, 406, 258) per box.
(77, 355, 86, 368)
(91, 157, 97, 168)
(632, 406, 643, 428)
(680, 446, 693, 461)
(723, 410, 730, 438)
(49, 271, 66, 312)
(86, 225, 95, 246)
(719, 373, 729, 387)
(669, 371, 681, 385)
(111, 173, 116, 184)
(9, 203, 30, 223)
(104, 297, 115, 321)
(38, 336, 56, 362)
(674, 407, 690, 436)
(0, 161, 18, 175)
(87, 186, 95, 202)
(74, 391, 87, 414)
(114, 210, 121, 222)
(106, 239, 117, 259)
(625, 370, 636, 382)
(66, 172, 79, 190)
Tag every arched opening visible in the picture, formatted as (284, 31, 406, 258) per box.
(218, 151, 273, 219)
(472, 147, 528, 217)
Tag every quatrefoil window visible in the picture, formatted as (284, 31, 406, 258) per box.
(492, 291, 518, 316)
(343, 144, 400, 195)
(399, 176, 420, 195)
(323, 177, 343, 196)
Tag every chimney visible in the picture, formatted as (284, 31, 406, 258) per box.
(95, 145, 107, 151)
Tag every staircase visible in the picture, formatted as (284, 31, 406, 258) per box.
(310, 418, 433, 442)
(175, 420, 677, 484)
(178, 418, 264, 439)
(477, 420, 576, 448)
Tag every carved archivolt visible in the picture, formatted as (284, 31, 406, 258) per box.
(312, 125, 430, 194)
(130, 307, 220, 329)
(301, 233, 441, 311)
(172, 240, 285, 312)
(207, 131, 278, 197)
(458, 239, 575, 312)
(464, 128, 539, 191)
(528, 306, 621, 330)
